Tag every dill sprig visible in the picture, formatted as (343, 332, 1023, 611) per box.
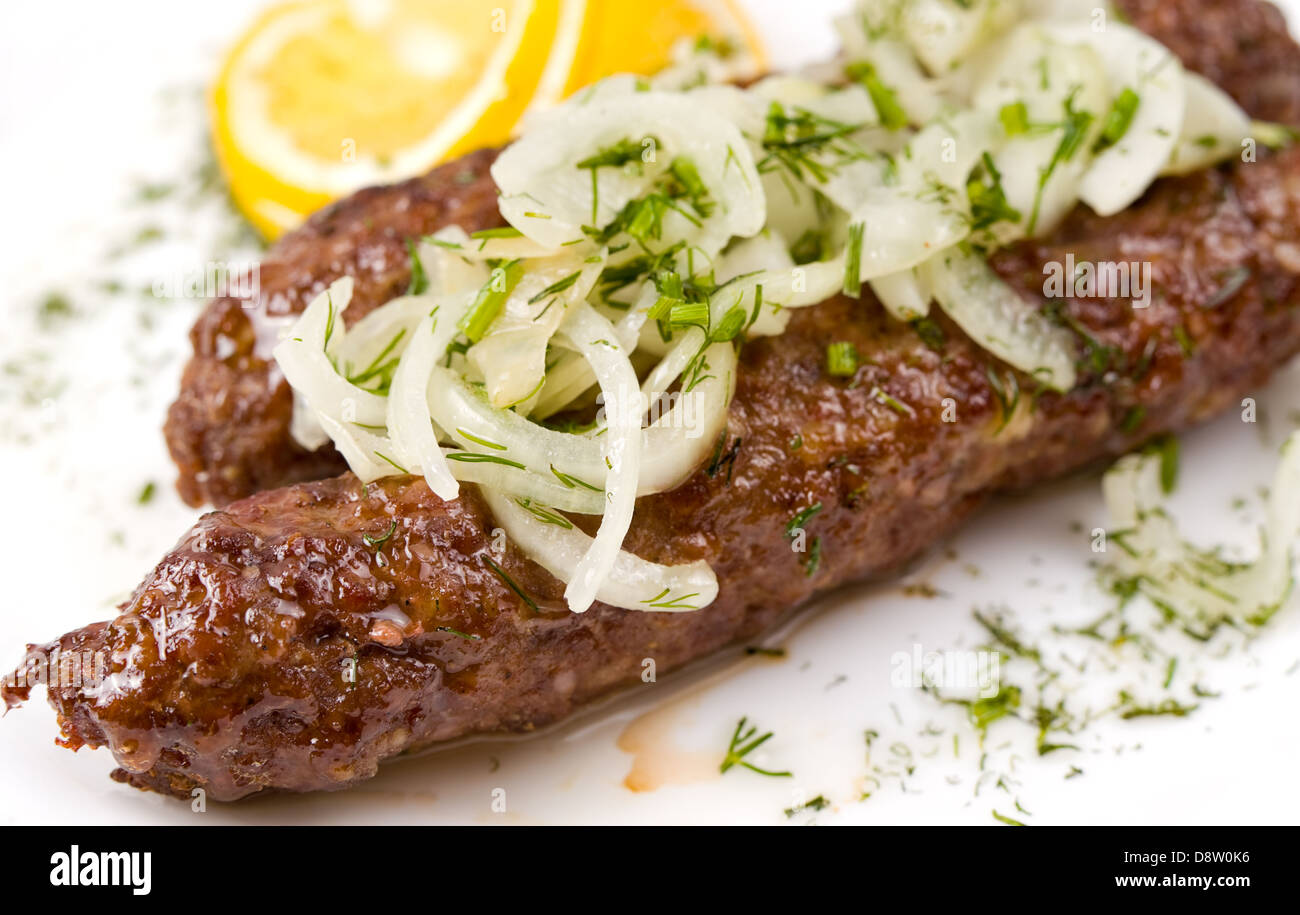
(481, 555, 539, 613)
(720, 717, 792, 777)
(759, 101, 868, 184)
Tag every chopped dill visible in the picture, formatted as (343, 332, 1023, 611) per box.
(720, 717, 792, 777)
(363, 519, 398, 550)
(405, 239, 429, 295)
(784, 795, 830, 818)
(515, 498, 574, 529)
(446, 452, 527, 470)
(456, 428, 507, 451)
(481, 555, 539, 613)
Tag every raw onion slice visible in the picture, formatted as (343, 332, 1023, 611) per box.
(1102, 431, 1300, 630)
(333, 295, 435, 392)
(835, 10, 945, 125)
(274, 278, 391, 430)
(902, 0, 1021, 76)
(482, 489, 718, 612)
(415, 228, 495, 294)
(466, 250, 605, 408)
(871, 266, 932, 321)
(638, 336, 737, 493)
(1045, 21, 1186, 217)
(315, 412, 405, 484)
(446, 453, 605, 515)
(1163, 72, 1252, 176)
(387, 296, 470, 502)
(970, 25, 1109, 240)
(554, 304, 644, 612)
(491, 91, 764, 254)
(923, 245, 1077, 391)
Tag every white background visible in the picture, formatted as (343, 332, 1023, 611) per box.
(0, 0, 1298, 825)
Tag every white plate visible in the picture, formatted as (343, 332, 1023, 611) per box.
(0, 0, 1298, 826)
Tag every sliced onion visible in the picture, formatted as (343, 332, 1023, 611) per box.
(871, 266, 932, 321)
(273, 278, 391, 430)
(1102, 431, 1300, 629)
(1163, 72, 1252, 176)
(971, 25, 1109, 240)
(387, 297, 470, 502)
(415, 228, 494, 294)
(481, 489, 718, 612)
(531, 282, 659, 418)
(444, 453, 605, 515)
(923, 245, 1077, 391)
(902, 0, 1021, 76)
(315, 412, 404, 484)
(834, 12, 945, 125)
(639, 336, 737, 493)
(1045, 22, 1186, 217)
(554, 304, 644, 612)
(491, 91, 764, 254)
(466, 250, 605, 408)
(332, 294, 436, 390)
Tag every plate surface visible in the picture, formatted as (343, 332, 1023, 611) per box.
(1, 0, 1297, 826)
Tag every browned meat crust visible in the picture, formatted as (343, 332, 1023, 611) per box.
(165, 0, 1300, 510)
(7, 0, 1300, 800)
(164, 147, 505, 507)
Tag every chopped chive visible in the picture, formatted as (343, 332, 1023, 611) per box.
(846, 61, 907, 130)
(1095, 88, 1141, 152)
(670, 300, 710, 328)
(374, 452, 409, 473)
(459, 259, 524, 343)
(826, 341, 860, 377)
(843, 221, 865, 297)
(711, 305, 747, 342)
(871, 386, 913, 416)
(1205, 266, 1251, 308)
(435, 626, 481, 640)
(405, 239, 429, 295)
(642, 587, 702, 610)
(669, 156, 707, 200)
(785, 503, 823, 538)
(999, 101, 1029, 136)
(470, 226, 524, 241)
(1143, 434, 1180, 494)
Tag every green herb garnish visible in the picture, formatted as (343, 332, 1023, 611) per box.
(720, 717, 792, 777)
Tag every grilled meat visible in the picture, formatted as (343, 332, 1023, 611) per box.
(8, 0, 1300, 799)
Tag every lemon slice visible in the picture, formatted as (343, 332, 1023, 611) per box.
(212, 0, 763, 240)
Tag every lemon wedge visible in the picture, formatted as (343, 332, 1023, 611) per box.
(211, 0, 763, 240)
